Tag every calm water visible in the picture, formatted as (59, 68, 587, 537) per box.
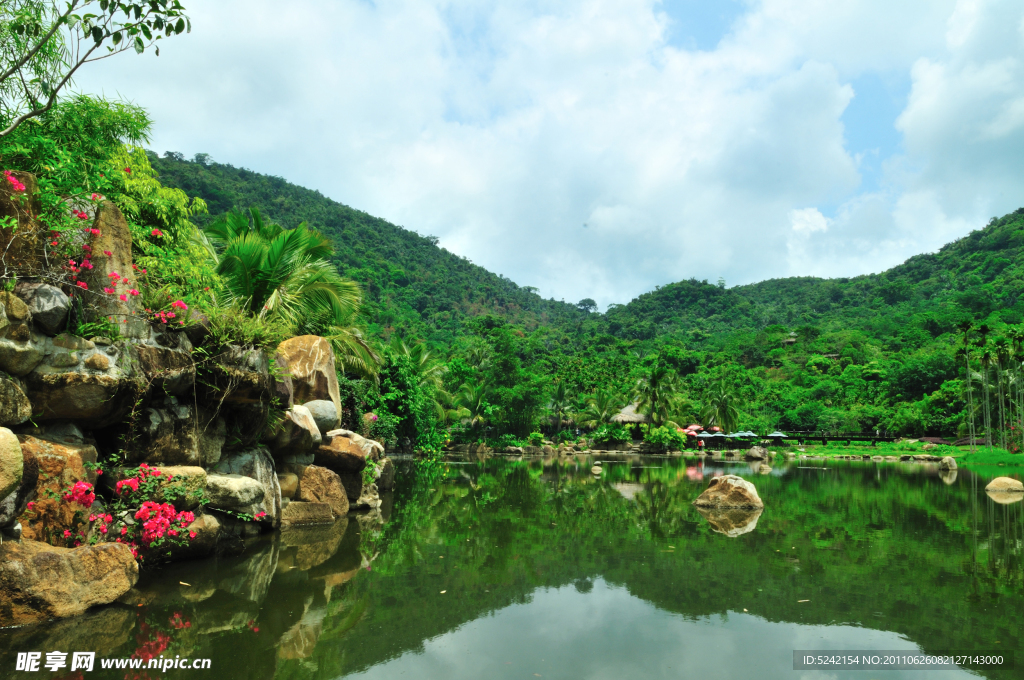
(2, 456, 1023, 679)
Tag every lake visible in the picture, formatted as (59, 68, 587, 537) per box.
(2, 455, 1022, 679)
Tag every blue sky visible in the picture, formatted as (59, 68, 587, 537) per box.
(77, 0, 1024, 308)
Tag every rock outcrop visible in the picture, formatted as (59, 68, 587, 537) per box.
(0, 540, 139, 625)
(693, 474, 764, 509)
(274, 336, 341, 417)
(297, 465, 348, 518)
(213, 447, 282, 527)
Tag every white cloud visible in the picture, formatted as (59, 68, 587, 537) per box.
(73, 0, 1024, 307)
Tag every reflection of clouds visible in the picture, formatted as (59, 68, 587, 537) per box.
(348, 580, 973, 680)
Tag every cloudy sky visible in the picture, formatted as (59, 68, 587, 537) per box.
(77, 0, 1024, 308)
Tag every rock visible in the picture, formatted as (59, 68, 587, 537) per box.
(744, 446, 769, 461)
(278, 473, 299, 499)
(0, 375, 31, 427)
(274, 336, 341, 415)
(135, 345, 195, 395)
(375, 457, 395, 491)
(77, 202, 148, 338)
(315, 435, 368, 473)
(16, 435, 97, 541)
(0, 324, 45, 376)
(213, 447, 282, 527)
(131, 397, 200, 465)
(197, 409, 226, 466)
(0, 427, 23, 500)
(25, 339, 141, 425)
(204, 473, 265, 511)
(270, 405, 322, 456)
(303, 399, 340, 434)
(985, 476, 1024, 493)
(298, 465, 349, 518)
(0, 439, 37, 528)
(281, 501, 335, 526)
(939, 456, 957, 471)
(692, 474, 763, 509)
(0, 171, 48, 278)
(338, 470, 363, 501)
(0, 290, 30, 322)
(205, 345, 270, 404)
(350, 482, 380, 511)
(0, 540, 139, 625)
(83, 352, 110, 370)
(696, 506, 763, 537)
(14, 283, 69, 336)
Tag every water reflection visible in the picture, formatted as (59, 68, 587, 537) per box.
(1, 459, 1023, 680)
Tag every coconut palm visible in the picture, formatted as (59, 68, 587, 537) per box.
(956, 320, 976, 452)
(548, 381, 571, 433)
(579, 389, 627, 428)
(390, 338, 447, 391)
(701, 380, 742, 434)
(633, 364, 681, 427)
(456, 382, 492, 431)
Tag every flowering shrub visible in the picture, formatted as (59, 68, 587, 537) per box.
(3, 169, 26, 192)
(63, 480, 96, 508)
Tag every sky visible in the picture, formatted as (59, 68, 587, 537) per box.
(75, 0, 1024, 309)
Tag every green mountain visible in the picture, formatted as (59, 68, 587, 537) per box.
(151, 152, 1024, 440)
(149, 152, 588, 344)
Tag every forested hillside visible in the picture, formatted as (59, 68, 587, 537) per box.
(151, 152, 1024, 444)
(149, 153, 588, 343)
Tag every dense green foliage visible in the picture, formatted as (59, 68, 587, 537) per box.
(150, 154, 1024, 447)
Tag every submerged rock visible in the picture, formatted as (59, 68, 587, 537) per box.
(692, 474, 764, 509)
(0, 540, 139, 625)
(744, 446, 769, 461)
(696, 506, 763, 537)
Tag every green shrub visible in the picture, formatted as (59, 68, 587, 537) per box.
(528, 432, 544, 446)
(645, 425, 686, 450)
(592, 424, 630, 444)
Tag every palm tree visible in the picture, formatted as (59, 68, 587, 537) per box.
(701, 380, 741, 434)
(956, 320, 976, 452)
(548, 381, 571, 434)
(995, 337, 1010, 450)
(456, 382, 492, 432)
(434, 387, 469, 426)
(633, 364, 681, 427)
(979, 349, 994, 452)
(391, 338, 447, 391)
(1010, 327, 1024, 452)
(579, 389, 626, 428)
(204, 207, 377, 376)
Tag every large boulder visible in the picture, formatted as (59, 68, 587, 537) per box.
(0, 321, 45, 376)
(204, 473, 266, 511)
(205, 345, 270, 404)
(985, 476, 1024, 493)
(744, 446, 769, 461)
(298, 465, 348, 518)
(274, 336, 341, 415)
(303, 399, 340, 434)
(213, 447, 282, 527)
(24, 337, 142, 425)
(130, 397, 200, 465)
(269, 405, 322, 456)
(0, 375, 31, 427)
(281, 501, 334, 527)
(135, 345, 195, 395)
(338, 470, 363, 502)
(939, 456, 957, 471)
(692, 474, 764, 509)
(16, 435, 97, 541)
(14, 283, 70, 336)
(0, 427, 23, 500)
(0, 539, 139, 626)
(0, 439, 37, 529)
(315, 429, 384, 473)
(77, 202, 148, 339)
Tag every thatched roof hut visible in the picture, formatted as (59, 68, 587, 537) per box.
(611, 403, 650, 424)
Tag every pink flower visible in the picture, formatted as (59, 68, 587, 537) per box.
(77, 212, 88, 220)
(63, 530, 72, 538)
(99, 525, 108, 534)
(129, 289, 140, 296)
(76, 281, 88, 290)
(151, 229, 164, 237)
(103, 250, 112, 256)
(63, 481, 96, 507)
(189, 531, 197, 539)
(119, 294, 127, 301)
(91, 193, 100, 201)
(26, 502, 34, 510)
(171, 300, 188, 310)
(108, 271, 120, 280)
(103, 287, 115, 294)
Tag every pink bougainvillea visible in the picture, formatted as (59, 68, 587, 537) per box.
(3, 170, 25, 192)
(63, 481, 96, 508)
